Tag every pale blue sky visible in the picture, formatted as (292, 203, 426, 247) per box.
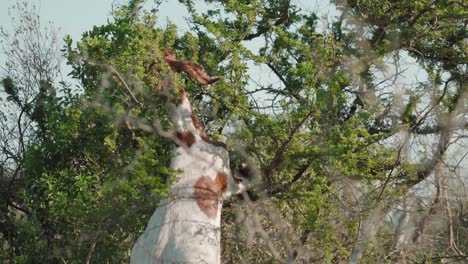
(0, 0, 192, 39)
(0, 0, 115, 53)
(0, 0, 336, 72)
(0, 0, 190, 70)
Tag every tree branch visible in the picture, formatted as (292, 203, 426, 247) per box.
(264, 110, 313, 192)
(242, 0, 291, 41)
(412, 162, 443, 243)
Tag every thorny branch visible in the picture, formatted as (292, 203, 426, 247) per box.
(263, 110, 314, 192)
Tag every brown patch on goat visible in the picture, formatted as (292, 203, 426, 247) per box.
(191, 110, 205, 134)
(190, 110, 227, 149)
(194, 173, 228, 218)
(194, 176, 219, 219)
(176, 131, 196, 148)
(164, 50, 220, 85)
(215, 172, 228, 194)
(201, 136, 227, 149)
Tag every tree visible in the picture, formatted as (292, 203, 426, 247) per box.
(0, 2, 64, 261)
(1, 0, 467, 263)
(1, 2, 171, 263)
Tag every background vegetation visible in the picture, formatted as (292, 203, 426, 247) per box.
(1, 0, 466, 263)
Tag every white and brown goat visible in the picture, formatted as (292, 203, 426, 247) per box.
(131, 51, 248, 264)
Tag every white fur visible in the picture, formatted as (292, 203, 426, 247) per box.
(131, 91, 244, 263)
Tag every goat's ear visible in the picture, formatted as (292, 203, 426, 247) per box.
(164, 49, 220, 85)
(164, 49, 177, 62)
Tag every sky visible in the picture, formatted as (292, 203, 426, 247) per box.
(0, 0, 113, 38)
(0, 0, 192, 71)
(0, 0, 338, 71)
(0, 0, 193, 40)
(0, 0, 113, 57)
(0, 0, 339, 108)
